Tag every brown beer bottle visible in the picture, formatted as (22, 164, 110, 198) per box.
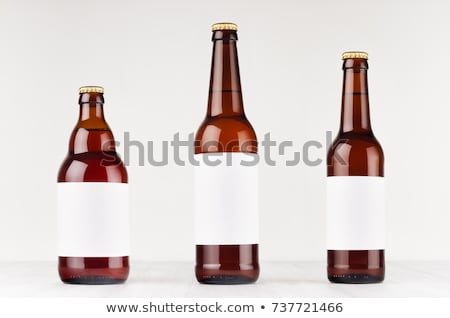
(194, 23, 259, 284)
(57, 86, 129, 284)
(327, 52, 385, 283)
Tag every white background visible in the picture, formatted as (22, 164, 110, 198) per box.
(0, 0, 449, 263)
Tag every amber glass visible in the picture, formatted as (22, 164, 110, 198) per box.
(194, 28, 259, 284)
(327, 57, 385, 283)
(58, 90, 129, 284)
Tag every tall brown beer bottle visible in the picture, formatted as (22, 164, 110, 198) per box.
(327, 52, 385, 283)
(57, 86, 129, 284)
(194, 23, 259, 284)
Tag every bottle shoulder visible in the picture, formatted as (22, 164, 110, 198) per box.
(58, 152, 127, 183)
(195, 116, 257, 153)
(330, 132, 383, 152)
(196, 116, 256, 140)
(327, 132, 384, 176)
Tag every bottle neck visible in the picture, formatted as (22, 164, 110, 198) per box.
(77, 92, 108, 127)
(339, 59, 373, 134)
(69, 92, 116, 153)
(207, 30, 245, 117)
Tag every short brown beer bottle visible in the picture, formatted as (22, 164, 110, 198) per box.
(327, 52, 385, 283)
(57, 86, 129, 284)
(194, 23, 259, 284)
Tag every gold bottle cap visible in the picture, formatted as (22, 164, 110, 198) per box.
(79, 86, 104, 94)
(211, 22, 238, 31)
(342, 51, 368, 60)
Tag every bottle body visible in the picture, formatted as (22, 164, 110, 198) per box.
(195, 123, 259, 284)
(194, 23, 259, 284)
(327, 53, 385, 284)
(57, 87, 129, 284)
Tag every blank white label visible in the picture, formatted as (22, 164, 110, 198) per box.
(57, 182, 129, 257)
(194, 153, 259, 245)
(327, 176, 385, 250)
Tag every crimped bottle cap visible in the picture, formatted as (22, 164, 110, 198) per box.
(79, 86, 104, 94)
(212, 22, 238, 31)
(342, 51, 368, 60)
